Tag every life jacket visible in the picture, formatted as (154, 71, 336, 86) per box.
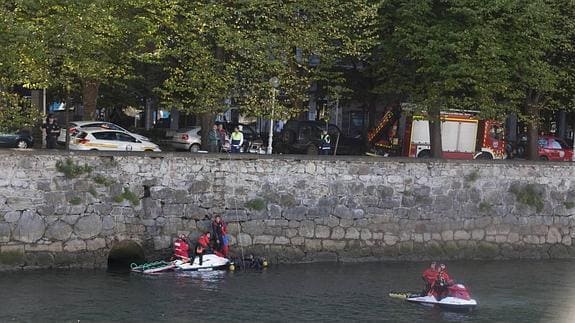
(173, 238, 189, 259)
(231, 131, 243, 147)
(198, 234, 210, 248)
(422, 268, 437, 286)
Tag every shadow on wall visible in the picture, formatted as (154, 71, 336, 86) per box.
(107, 240, 145, 272)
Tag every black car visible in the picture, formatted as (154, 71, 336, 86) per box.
(0, 130, 34, 149)
(274, 120, 364, 155)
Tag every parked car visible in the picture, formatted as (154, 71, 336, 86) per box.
(171, 127, 202, 152)
(514, 134, 573, 161)
(0, 130, 33, 149)
(58, 121, 150, 145)
(171, 123, 263, 153)
(274, 120, 364, 155)
(69, 129, 161, 152)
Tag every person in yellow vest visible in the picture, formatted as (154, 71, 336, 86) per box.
(230, 126, 244, 153)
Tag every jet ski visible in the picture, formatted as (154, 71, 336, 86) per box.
(174, 254, 232, 271)
(390, 284, 477, 311)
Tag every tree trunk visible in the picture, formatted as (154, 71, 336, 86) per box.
(526, 101, 540, 161)
(82, 79, 100, 120)
(429, 107, 443, 158)
(200, 112, 214, 151)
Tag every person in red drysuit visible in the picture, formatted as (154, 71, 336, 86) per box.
(173, 234, 190, 261)
(432, 263, 455, 299)
(192, 232, 212, 266)
(212, 215, 229, 257)
(421, 261, 438, 295)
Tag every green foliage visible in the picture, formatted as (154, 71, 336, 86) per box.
(0, 91, 42, 132)
(114, 187, 140, 206)
(93, 174, 115, 187)
(245, 198, 266, 211)
(509, 183, 545, 212)
(564, 201, 575, 209)
(56, 158, 93, 179)
(69, 196, 82, 205)
(88, 186, 98, 198)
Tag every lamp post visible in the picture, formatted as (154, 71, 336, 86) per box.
(267, 77, 279, 155)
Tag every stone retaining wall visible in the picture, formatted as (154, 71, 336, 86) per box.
(1, 151, 575, 269)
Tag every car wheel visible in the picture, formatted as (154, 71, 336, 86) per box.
(417, 150, 431, 158)
(189, 144, 200, 153)
(476, 152, 493, 160)
(16, 140, 28, 149)
(307, 145, 319, 155)
(539, 156, 548, 161)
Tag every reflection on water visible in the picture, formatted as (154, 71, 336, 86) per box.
(1, 260, 575, 322)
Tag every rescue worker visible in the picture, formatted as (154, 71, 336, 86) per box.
(319, 130, 331, 155)
(433, 263, 454, 300)
(211, 215, 228, 257)
(42, 114, 61, 149)
(421, 261, 438, 295)
(173, 234, 190, 261)
(230, 126, 244, 153)
(192, 231, 212, 266)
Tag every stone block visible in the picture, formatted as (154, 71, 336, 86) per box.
(331, 227, 345, 240)
(237, 233, 252, 247)
(4, 211, 21, 223)
(523, 235, 540, 244)
(242, 221, 265, 235)
(291, 236, 305, 246)
(508, 232, 520, 243)
(547, 227, 562, 244)
(283, 207, 307, 221)
(322, 240, 347, 251)
(254, 235, 274, 245)
(299, 221, 315, 238)
(74, 215, 103, 239)
(315, 225, 331, 239)
(372, 232, 383, 240)
(64, 239, 87, 252)
(13, 211, 46, 243)
(304, 239, 322, 252)
(86, 238, 107, 251)
(45, 221, 73, 241)
(274, 236, 290, 245)
(441, 230, 454, 241)
(471, 229, 485, 241)
(0, 222, 10, 242)
(384, 234, 399, 246)
(453, 230, 470, 240)
(345, 227, 360, 240)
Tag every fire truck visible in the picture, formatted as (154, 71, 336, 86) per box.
(368, 109, 506, 160)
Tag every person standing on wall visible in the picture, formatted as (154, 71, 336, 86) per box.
(208, 124, 220, 153)
(230, 126, 244, 153)
(217, 124, 227, 152)
(211, 215, 229, 257)
(42, 114, 60, 149)
(319, 130, 331, 155)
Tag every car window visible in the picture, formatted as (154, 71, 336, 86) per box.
(93, 131, 118, 141)
(116, 132, 137, 142)
(77, 132, 88, 139)
(538, 138, 547, 148)
(549, 139, 562, 149)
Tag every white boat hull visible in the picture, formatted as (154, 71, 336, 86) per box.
(406, 295, 477, 310)
(174, 254, 231, 271)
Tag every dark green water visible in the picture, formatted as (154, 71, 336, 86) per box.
(1, 260, 574, 322)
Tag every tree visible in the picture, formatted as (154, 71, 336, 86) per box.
(152, 1, 378, 149)
(373, 0, 518, 158)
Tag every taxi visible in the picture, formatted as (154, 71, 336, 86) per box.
(69, 129, 161, 152)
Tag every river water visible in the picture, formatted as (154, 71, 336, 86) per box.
(1, 260, 574, 322)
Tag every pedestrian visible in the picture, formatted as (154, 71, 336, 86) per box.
(208, 124, 219, 153)
(42, 114, 60, 149)
(211, 215, 229, 257)
(319, 130, 331, 155)
(230, 126, 244, 153)
(217, 124, 227, 152)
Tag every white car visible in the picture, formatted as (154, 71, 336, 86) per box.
(58, 121, 150, 144)
(69, 129, 161, 152)
(170, 127, 203, 152)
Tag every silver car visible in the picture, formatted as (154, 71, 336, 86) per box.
(170, 127, 202, 152)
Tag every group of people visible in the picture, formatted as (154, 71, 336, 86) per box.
(172, 215, 229, 266)
(208, 124, 245, 153)
(421, 262, 454, 299)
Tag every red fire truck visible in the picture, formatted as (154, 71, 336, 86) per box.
(368, 110, 506, 160)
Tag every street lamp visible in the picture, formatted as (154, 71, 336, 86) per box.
(267, 77, 280, 155)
